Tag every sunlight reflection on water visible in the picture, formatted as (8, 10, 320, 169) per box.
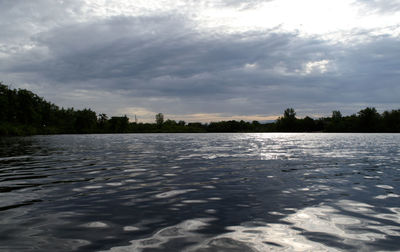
(0, 133, 399, 251)
(207, 199, 400, 252)
(102, 198, 400, 252)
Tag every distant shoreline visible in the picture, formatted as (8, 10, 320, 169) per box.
(3, 132, 400, 138)
(1, 83, 399, 136)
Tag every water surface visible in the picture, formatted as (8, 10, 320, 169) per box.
(0, 133, 399, 251)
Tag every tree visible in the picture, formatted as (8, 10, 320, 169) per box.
(382, 109, 400, 132)
(358, 107, 380, 132)
(332, 110, 342, 120)
(74, 109, 97, 133)
(155, 113, 164, 126)
(97, 113, 108, 131)
(0, 83, 8, 122)
(300, 116, 316, 132)
(276, 108, 297, 131)
(109, 115, 129, 133)
(284, 108, 296, 120)
(326, 110, 345, 132)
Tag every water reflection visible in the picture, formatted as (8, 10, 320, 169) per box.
(204, 199, 400, 251)
(0, 133, 399, 251)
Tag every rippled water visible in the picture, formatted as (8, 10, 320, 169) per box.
(0, 133, 399, 251)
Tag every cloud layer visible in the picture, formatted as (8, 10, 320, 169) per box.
(1, 0, 399, 122)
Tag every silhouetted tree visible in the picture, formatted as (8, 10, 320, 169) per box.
(332, 111, 342, 120)
(299, 116, 316, 132)
(0, 83, 9, 122)
(276, 108, 298, 132)
(1, 82, 399, 135)
(155, 113, 164, 127)
(284, 108, 296, 120)
(358, 107, 380, 132)
(74, 109, 97, 133)
(109, 116, 129, 133)
(326, 110, 345, 132)
(382, 109, 400, 132)
(97, 113, 108, 132)
(187, 122, 205, 132)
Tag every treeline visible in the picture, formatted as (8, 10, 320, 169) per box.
(0, 83, 399, 135)
(275, 108, 400, 133)
(0, 83, 98, 135)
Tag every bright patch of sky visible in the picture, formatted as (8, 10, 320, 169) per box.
(82, 0, 400, 39)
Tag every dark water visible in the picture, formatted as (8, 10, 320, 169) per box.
(0, 133, 399, 251)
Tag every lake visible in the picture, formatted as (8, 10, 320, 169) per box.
(0, 133, 399, 251)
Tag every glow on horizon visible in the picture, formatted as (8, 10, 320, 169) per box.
(118, 107, 279, 123)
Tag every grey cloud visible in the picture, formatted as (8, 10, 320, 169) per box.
(333, 35, 400, 104)
(9, 15, 322, 86)
(0, 0, 82, 43)
(182, 0, 273, 10)
(210, 0, 274, 9)
(355, 0, 400, 13)
(1, 7, 399, 118)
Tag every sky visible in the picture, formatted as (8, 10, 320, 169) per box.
(1, 0, 399, 122)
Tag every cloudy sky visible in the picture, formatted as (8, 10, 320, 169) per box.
(1, 0, 399, 122)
